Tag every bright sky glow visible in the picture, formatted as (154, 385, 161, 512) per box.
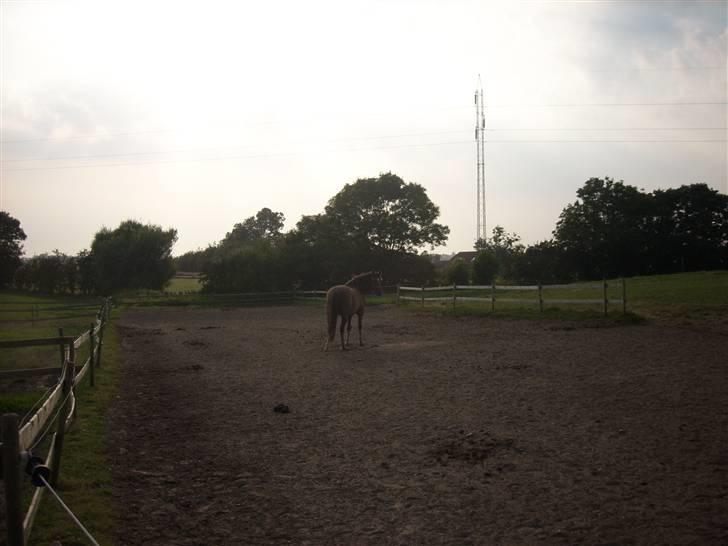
(1, 0, 726, 256)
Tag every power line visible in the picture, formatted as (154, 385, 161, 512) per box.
(2, 138, 725, 173)
(487, 101, 727, 107)
(3, 127, 726, 164)
(2, 101, 726, 144)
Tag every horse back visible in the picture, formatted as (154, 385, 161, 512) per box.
(326, 285, 362, 317)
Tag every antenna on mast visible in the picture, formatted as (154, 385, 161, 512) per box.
(475, 75, 486, 243)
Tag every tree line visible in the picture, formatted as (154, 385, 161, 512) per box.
(462, 179, 728, 285)
(1, 174, 726, 295)
(180, 172, 448, 292)
(1, 216, 177, 295)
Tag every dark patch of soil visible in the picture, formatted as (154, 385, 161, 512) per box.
(108, 305, 728, 545)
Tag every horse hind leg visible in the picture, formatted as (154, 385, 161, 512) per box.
(346, 317, 353, 348)
(357, 312, 363, 346)
(340, 316, 348, 351)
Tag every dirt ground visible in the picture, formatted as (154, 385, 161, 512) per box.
(108, 304, 728, 545)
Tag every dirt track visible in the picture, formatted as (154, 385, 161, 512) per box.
(109, 305, 728, 545)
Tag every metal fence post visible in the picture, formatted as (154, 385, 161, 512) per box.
(452, 283, 457, 310)
(603, 280, 608, 317)
(491, 283, 495, 312)
(421, 286, 425, 307)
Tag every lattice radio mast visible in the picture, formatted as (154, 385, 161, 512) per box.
(474, 76, 486, 243)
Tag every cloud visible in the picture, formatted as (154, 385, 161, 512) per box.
(1, 84, 164, 161)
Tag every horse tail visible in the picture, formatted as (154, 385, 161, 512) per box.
(326, 289, 337, 341)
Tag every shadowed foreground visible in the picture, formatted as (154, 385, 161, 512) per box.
(109, 305, 728, 545)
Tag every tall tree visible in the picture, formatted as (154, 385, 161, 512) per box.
(221, 208, 285, 251)
(0, 211, 27, 287)
(649, 183, 728, 272)
(91, 220, 178, 294)
(553, 177, 651, 279)
(325, 172, 449, 253)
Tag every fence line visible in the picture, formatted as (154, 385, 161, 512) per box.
(397, 280, 627, 315)
(1, 298, 112, 546)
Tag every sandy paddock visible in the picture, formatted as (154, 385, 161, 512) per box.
(109, 304, 728, 545)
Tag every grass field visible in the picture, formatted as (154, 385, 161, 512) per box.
(165, 274, 202, 293)
(399, 270, 728, 318)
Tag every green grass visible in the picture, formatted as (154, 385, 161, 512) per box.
(0, 291, 104, 375)
(622, 270, 728, 306)
(0, 392, 43, 415)
(165, 274, 202, 293)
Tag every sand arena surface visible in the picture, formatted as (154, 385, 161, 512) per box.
(109, 305, 728, 545)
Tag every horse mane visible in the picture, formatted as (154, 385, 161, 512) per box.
(345, 271, 373, 288)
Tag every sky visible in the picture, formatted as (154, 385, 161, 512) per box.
(1, 0, 726, 257)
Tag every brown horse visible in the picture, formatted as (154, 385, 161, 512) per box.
(324, 271, 382, 351)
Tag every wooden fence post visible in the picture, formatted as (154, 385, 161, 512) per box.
(603, 280, 608, 317)
(2, 413, 25, 546)
(50, 349, 75, 487)
(538, 282, 543, 313)
(58, 328, 65, 368)
(96, 319, 105, 369)
(491, 283, 496, 312)
(88, 323, 95, 387)
(452, 283, 457, 310)
(421, 286, 425, 307)
(622, 278, 627, 314)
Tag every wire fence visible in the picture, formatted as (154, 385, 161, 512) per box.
(1, 298, 111, 546)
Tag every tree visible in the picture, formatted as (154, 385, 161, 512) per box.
(91, 220, 177, 294)
(16, 252, 66, 293)
(200, 208, 290, 292)
(202, 240, 286, 293)
(174, 246, 218, 273)
(474, 225, 524, 281)
(649, 183, 728, 272)
(325, 172, 449, 254)
(471, 250, 499, 284)
(282, 213, 362, 288)
(444, 258, 470, 285)
(77, 250, 96, 295)
(0, 211, 27, 287)
(220, 208, 284, 251)
(513, 240, 571, 284)
(553, 177, 651, 279)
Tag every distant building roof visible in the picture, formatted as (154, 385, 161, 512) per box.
(450, 251, 477, 264)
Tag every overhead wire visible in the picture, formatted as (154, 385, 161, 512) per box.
(2, 136, 726, 173)
(3, 127, 726, 164)
(1, 100, 726, 144)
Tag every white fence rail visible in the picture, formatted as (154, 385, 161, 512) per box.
(397, 280, 627, 315)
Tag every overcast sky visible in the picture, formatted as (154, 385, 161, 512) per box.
(1, 0, 726, 257)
